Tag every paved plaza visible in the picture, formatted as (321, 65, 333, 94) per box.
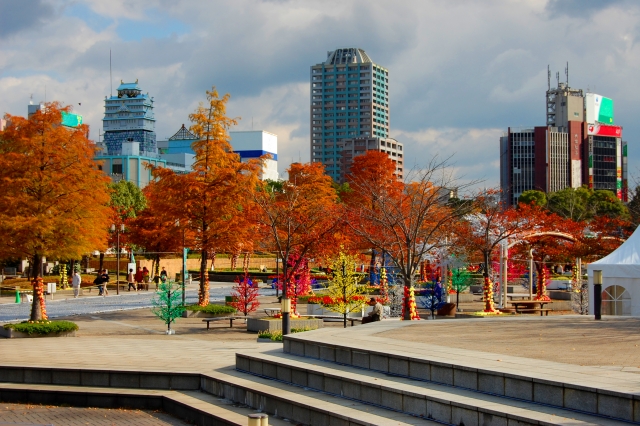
(0, 282, 276, 323)
(0, 403, 190, 425)
(378, 315, 640, 370)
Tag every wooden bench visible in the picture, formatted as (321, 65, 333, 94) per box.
(299, 314, 363, 326)
(202, 316, 250, 329)
(264, 308, 281, 317)
(518, 308, 552, 316)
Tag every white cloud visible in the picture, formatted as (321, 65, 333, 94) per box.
(1, 0, 640, 190)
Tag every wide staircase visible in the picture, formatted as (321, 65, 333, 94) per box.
(0, 326, 638, 425)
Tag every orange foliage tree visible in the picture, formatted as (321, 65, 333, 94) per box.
(346, 158, 470, 320)
(0, 102, 112, 320)
(252, 162, 344, 333)
(345, 151, 403, 282)
(148, 88, 260, 306)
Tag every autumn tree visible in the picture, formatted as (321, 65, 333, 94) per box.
(0, 102, 112, 320)
(457, 189, 534, 312)
(149, 88, 260, 306)
(127, 183, 187, 280)
(252, 162, 344, 334)
(345, 151, 402, 283)
(346, 157, 472, 320)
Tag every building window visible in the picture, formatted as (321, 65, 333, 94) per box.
(112, 164, 123, 174)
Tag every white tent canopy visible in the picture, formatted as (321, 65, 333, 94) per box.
(587, 226, 639, 316)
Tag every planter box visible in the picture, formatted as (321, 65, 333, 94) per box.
(0, 328, 76, 339)
(306, 304, 391, 318)
(181, 310, 237, 318)
(246, 317, 323, 333)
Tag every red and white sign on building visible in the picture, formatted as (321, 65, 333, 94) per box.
(587, 124, 622, 137)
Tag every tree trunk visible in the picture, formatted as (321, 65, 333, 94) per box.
(30, 254, 42, 320)
(369, 249, 376, 285)
(99, 252, 104, 273)
(403, 275, 412, 320)
(482, 251, 497, 312)
(200, 248, 209, 306)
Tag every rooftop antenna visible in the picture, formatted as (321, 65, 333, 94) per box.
(556, 72, 559, 87)
(565, 61, 569, 86)
(110, 49, 112, 97)
(29, 94, 33, 105)
(547, 65, 550, 90)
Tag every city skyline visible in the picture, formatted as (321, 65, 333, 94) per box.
(1, 1, 639, 188)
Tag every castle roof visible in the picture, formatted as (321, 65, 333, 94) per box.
(169, 124, 198, 141)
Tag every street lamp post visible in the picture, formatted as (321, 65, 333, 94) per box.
(110, 224, 124, 295)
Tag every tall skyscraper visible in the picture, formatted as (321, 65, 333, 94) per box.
(310, 48, 389, 181)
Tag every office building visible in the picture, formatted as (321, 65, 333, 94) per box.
(97, 80, 166, 188)
(500, 73, 627, 205)
(310, 47, 389, 181)
(339, 137, 403, 182)
(158, 127, 278, 181)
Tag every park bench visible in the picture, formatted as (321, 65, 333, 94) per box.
(202, 316, 251, 329)
(299, 314, 363, 326)
(518, 308, 552, 316)
(264, 308, 281, 317)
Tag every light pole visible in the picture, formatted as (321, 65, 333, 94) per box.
(110, 224, 124, 295)
(593, 270, 603, 320)
(176, 219, 187, 305)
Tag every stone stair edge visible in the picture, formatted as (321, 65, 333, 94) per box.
(207, 368, 431, 426)
(235, 352, 633, 426)
(0, 382, 249, 426)
(283, 334, 640, 398)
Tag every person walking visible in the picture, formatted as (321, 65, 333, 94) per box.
(142, 266, 150, 289)
(94, 271, 104, 295)
(71, 271, 81, 298)
(127, 268, 136, 292)
(160, 267, 168, 283)
(135, 266, 143, 290)
(100, 269, 110, 296)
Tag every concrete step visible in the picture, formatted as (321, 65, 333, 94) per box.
(0, 382, 289, 426)
(237, 351, 630, 426)
(283, 331, 639, 423)
(0, 365, 435, 425)
(203, 367, 436, 425)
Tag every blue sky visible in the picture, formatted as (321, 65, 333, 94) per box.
(1, 0, 640, 189)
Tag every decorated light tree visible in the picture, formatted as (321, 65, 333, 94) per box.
(378, 267, 389, 305)
(151, 280, 185, 334)
(59, 264, 68, 289)
(230, 272, 260, 316)
(450, 267, 472, 308)
(325, 251, 368, 328)
(402, 286, 420, 320)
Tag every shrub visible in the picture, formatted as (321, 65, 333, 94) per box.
(184, 304, 236, 315)
(257, 326, 316, 341)
(4, 320, 78, 335)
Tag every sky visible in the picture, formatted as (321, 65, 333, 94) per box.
(1, 0, 639, 189)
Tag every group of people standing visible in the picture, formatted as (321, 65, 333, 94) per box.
(72, 265, 169, 298)
(126, 266, 168, 291)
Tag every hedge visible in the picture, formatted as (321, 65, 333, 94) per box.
(3, 320, 79, 335)
(184, 304, 236, 315)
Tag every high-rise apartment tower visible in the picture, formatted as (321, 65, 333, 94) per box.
(310, 48, 389, 181)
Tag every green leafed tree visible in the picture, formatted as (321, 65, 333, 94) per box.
(518, 190, 547, 207)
